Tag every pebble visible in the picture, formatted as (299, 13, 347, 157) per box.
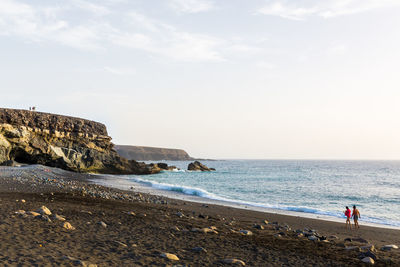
(263, 220, 269, 224)
(127, 211, 136, 216)
(15, 210, 26, 215)
(308, 236, 319, 241)
(359, 251, 377, 261)
(113, 241, 127, 247)
(52, 214, 66, 221)
(361, 257, 375, 265)
(63, 222, 75, 230)
(345, 246, 361, 251)
(361, 244, 375, 252)
(239, 230, 253, 236)
(21, 199, 26, 203)
(176, 212, 184, 218)
(98, 221, 107, 228)
(40, 215, 52, 222)
(221, 258, 246, 266)
(381, 244, 398, 251)
(160, 253, 179, 261)
(253, 224, 264, 230)
(27, 211, 41, 217)
(192, 247, 207, 253)
(38, 206, 52, 215)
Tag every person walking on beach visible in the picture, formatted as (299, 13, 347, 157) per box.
(352, 205, 361, 229)
(344, 206, 352, 229)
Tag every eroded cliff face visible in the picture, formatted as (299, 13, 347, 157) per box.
(115, 145, 193, 161)
(0, 108, 159, 174)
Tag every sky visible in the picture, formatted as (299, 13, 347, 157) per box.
(1, 0, 400, 159)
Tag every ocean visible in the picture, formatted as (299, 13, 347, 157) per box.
(94, 160, 400, 228)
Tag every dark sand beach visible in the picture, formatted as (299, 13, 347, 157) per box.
(0, 166, 399, 266)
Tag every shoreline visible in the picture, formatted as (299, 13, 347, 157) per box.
(90, 173, 400, 231)
(0, 165, 399, 266)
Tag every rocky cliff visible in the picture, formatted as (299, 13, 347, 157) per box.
(115, 145, 193, 161)
(0, 108, 159, 174)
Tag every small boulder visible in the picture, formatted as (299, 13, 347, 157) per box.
(361, 257, 375, 265)
(239, 230, 253, 236)
(63, 222, 75, 230)
(98, 221, 107, 228)
(187, 161, 215, 171)
(160, 253, 179, 261)
(381, 244, 398, 251)
(253, 224, 264, 230)
(38, 206, 52, 215)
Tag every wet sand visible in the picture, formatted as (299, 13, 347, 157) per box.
(0, 165, 399, 266)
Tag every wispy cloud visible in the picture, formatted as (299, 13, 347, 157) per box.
(0, 0, 262, 62)
(258, 0, 400, 20)
(168, 0, 215, 13)
(103, 66, 136, 75)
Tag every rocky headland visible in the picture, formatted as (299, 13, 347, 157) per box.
(0, 108, 159, 174)
(115, 145, 193, 161)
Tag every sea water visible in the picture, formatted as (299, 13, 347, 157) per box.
(99, 160, 400, 228)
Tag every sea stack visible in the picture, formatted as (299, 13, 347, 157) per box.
(187, 161, 215, 171)
(0, 108, 159, 175)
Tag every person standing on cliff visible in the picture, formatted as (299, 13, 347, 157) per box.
(344, 206, 352, 230)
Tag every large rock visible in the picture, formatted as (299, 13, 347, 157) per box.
(188, 161, 215, 171)
(0, 108, 160, 175)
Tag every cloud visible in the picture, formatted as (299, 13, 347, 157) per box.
(168, 0, 214, 13)
(103, 66, 136, 75)
(258, 0, 400, 20)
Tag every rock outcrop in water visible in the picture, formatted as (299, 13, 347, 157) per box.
(187, 161, 215, 171)
(0, 108, 160, 174)
(115, 145, 193, 161)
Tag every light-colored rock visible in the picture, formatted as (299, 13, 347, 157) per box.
(361, 244, 375, 252)
(38, 206, 52, 215)
(114, 241, 127, 247)
(253, 224, 264, 230)
(127, 211, 136, 216)
(361, 257, 375, 265)
(63, 222, 75, 230)
(52, 214, 66, 221)
(98, 221, 107, 228)
(221, 258, 246, 265)
(308, 236, 319, 241)
(27, 211, 41, 217)
(239, 230, 253, 236)
(160, 253, 179, 261)
(15, 210, 26, 215)
(21, 199, 26, 203)
(381, 244, 398, 251)
(263, 220, 269, 224)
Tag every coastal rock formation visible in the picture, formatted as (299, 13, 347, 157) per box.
(0, 108, 159, 174)
(187, 161, 215, 171)
(115, 145, 193, 161)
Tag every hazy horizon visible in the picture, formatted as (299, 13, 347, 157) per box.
(1, 0, 400, 160)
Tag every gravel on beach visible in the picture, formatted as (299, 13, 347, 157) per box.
(0, 165, 399, 266)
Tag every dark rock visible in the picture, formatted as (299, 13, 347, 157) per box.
(0, 108, 160, 175)
(359, 251, 377, 261)
(188, 161, 215, 171)
(344, 238, 352, 242)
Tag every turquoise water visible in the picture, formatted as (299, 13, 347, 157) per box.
(123, 160, 400, 227)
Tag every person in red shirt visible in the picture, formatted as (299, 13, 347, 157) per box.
(344, 206, 352, 230)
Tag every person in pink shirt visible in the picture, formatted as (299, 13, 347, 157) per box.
(344, 206, 352, 229)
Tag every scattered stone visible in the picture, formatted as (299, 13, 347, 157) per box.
(344, 238, 352, 242)
(127, 211, 136, 216)
(40, 215, 52, 222)
(263, 220, 269, 225)
(296, 233, 304, 238)
(21, 199, 26, 203)
(160, 253, 179, 261)
(321, 240, 330, 243)
(361, 244, 375, 252)
(63, 222, 75, 230)
(274, 233, 282, 238)
(27, 211, 41, 217)
(239, 230, 253, 236)
(308, 236, 319, 241)
(15, 210, 26, 215)
(98, 221, 107, 228)
(113, 241, 127, 247)
(359, 251, 377, 261)
(361, 257, 375, 265)
(345, 246, 361, 252)
(221, 258, 246, 265)
(176, 212, 184, 218)
(381, 244, 399, 251)
(192, 227, 218, 234)
(253, 224, 264, 230)
(52, 214, 66, 221)
(192, 247, 207, 253)
(38, 206, 52, 215)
